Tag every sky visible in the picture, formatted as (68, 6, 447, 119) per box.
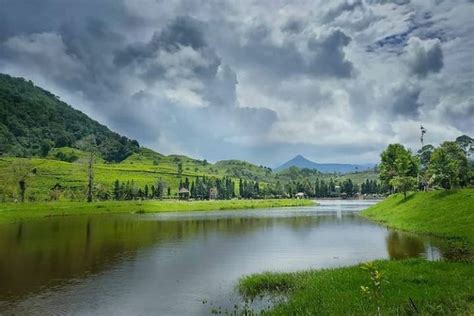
(0, 0, 473, 167)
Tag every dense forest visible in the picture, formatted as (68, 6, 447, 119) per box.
(103, 175, 386, 202)
(0, 74, 139, 162)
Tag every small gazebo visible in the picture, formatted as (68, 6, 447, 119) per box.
(295, 192, 305, 199)
(178, 188, 190, 200)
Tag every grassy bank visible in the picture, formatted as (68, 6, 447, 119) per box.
(0, 199, 314, 223)
(239, 259, 474, 315)
(362, 189, 474, 246)
(237, 189, 474, 314)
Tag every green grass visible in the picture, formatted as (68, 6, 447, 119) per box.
(362, 189, 474, 247)
(0, 199, 314, 223)
(238, 259, 474, 315)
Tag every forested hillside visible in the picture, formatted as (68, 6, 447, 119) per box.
(0, 74, 139, 162)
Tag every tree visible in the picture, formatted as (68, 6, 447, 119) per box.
(77, 135, 98, 203)
(341, 179, 355, 196)
(379, 144, 418, 191)
(156, 178, 166, 199)
(428, 141, 468, 189)
(144, 184, 149, 199)
(417, 144, 434, 172)
(177, 162, 183, 176)
(11, 160, 34, 202)
(455, 135, 474, 158)
(239, 178, 243, 198)
(389, 176, 417, 199)
(113, 180, 121, 200)
(137, 188, 143, 199)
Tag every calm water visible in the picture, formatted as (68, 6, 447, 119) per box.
(0, 200, 442, 315)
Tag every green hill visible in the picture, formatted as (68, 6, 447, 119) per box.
(0, 147, 276, 202)
(363, 189, 474, 246)
(0, 73, 139, 162)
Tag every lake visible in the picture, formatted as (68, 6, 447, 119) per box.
(0, 200, 442, 315)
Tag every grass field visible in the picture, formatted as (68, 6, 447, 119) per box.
(0, 199, 314, 223)
(237, 189, 474, 314)
(238, 259, 473, 315)
(362, 189, 474, 246)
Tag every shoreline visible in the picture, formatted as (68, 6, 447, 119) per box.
(0, 199, 315, 224)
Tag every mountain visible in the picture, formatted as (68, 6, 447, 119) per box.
(0, 73, 139, 162)
(275, 155, 375, 174)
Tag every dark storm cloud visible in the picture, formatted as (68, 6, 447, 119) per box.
(57, 18, 128, 97)
(322, 0, 363, 24)
(281, 19, 305, 34)
(114, 16, 208, 67)
(0, 0, 138, 103)
(391, 86, 422, 118)
(205, 65, 238, 107)
(405, 37, 443, 77)
(307, 30, 354, 78)
(443, 101, 474, 133)
(0, 0, 137, 42)
(114, 16, 221, 87)
(229, 26, 354, 79)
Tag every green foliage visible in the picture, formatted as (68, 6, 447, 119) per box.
(156, 178, 166, 199)
(389, 176, 417, 198)
(215, 160, 274, 182)
(429, 141, 470, 189)
(417, 144, 434, 172)
(455, 134, 474, 158)
(361, 179, 387, 195)
(360, 262, 387, 315)
(0, 73, 139, 162)
(379, 144, 418, 188)
(8, 159, 35, 202)
(381, 138, 472, 193)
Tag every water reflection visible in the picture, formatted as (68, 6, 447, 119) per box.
(0, 202, 443, 315)
(386, 231, 440, 260)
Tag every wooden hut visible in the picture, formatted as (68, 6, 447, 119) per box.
(178, 188, 190, 200)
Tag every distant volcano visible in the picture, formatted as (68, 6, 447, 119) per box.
(275, 155, 375, 174)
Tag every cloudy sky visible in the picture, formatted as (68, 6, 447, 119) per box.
(0, 0, 473, 166)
